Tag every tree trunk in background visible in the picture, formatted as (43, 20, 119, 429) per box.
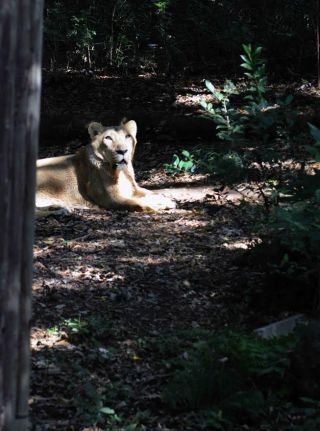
(0, 1, 43, 430)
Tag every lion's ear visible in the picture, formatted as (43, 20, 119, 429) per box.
(88, 122, 105, 139)
(123, 120, 137, 138)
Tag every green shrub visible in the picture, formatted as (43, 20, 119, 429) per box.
(164, 150, 196, 174)
(162, 330, 298, 427)
(199, 43, 296, 185)
(265, 124, 320, 303)
(201, 44, 269, 142)
(197, 150, 245, 180)
(200, 80, 244, 144)
(240, 44, 267, 104)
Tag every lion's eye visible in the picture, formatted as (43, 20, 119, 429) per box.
(125, 134, 131, 140)
(103, 136, 112, 144)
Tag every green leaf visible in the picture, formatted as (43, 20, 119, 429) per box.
(214, 92, 225, 101)
(240, 55, 251, 64)
(205, 80, 215, 94)
(242, 43, 252, 56)
(240, 62, 253, 71)
(309, 123, 320, 142)
(214, 117, 226, 124)
(172, 154, 180, 168)
(224, 80, 237, 93)
(233, 125, 243, 133)
(300, 397, 320, 406)
(100, 407, 115, 415)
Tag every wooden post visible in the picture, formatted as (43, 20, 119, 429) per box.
(0, 1, 43, 430)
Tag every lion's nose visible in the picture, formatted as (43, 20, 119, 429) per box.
(116, 149, 128, 155)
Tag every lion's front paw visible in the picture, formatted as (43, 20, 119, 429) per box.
(139, 194, 176, 211)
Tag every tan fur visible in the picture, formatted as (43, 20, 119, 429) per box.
(36, 120, 176, 213)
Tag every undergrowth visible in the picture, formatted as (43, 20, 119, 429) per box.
(159, 328, 320, 430)
(44, 317, 320, 430)
(165, 42, 320, 312)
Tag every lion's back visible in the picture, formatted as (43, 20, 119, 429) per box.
(36, 154, 88, 207)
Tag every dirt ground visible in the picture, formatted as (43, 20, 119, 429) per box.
(30, 72, 313, 430)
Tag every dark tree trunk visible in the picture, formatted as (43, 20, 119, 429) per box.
(0, 1, 43, 430)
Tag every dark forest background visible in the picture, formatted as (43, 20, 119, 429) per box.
(43, 0, 317, 79)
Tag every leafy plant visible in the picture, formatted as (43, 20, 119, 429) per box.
(245, 123, 319, 311)
(62, 317, 86, 333)
(164, 150, 196, 174)
(74, 380, 105, 424)
(240, 44, 267, 104)
(275, 124, 320, 229)
(199, 43, 297, 195)
(201, 44, 270, 145)
(58, 314, 113, 345)
(162, 330, 298, 425)
(201, 79, 244, 144)
(197, 149, 245, 180)
(153, 0, 170, 14)
(265, 124, 320, 303)
(307, 123, 320, 165)
(242, 45, 295, 154)
(71, 360, 136, 428)
(67, 11, 96, 51)
(44, 3, 97, 67)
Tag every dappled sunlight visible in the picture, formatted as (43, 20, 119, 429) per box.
(32, 201, 256, 335)
(116, 252, 208, 267)
(173, 91, 211, 110)
(144, 173, 211, 189)
(222, 238, 254, 251)
(172, 218, 208, 228)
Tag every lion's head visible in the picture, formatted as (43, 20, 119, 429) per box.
(87, 120, 137, 170)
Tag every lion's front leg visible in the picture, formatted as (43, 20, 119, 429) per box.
(126, 164, 152, 197)
(133, 186, 152, 197)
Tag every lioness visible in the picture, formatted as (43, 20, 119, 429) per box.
(36, 120, 176, 212)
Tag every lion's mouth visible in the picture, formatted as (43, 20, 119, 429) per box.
(114, 158, 128, 168)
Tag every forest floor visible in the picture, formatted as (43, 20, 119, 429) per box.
(30, 71, 319, 430)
